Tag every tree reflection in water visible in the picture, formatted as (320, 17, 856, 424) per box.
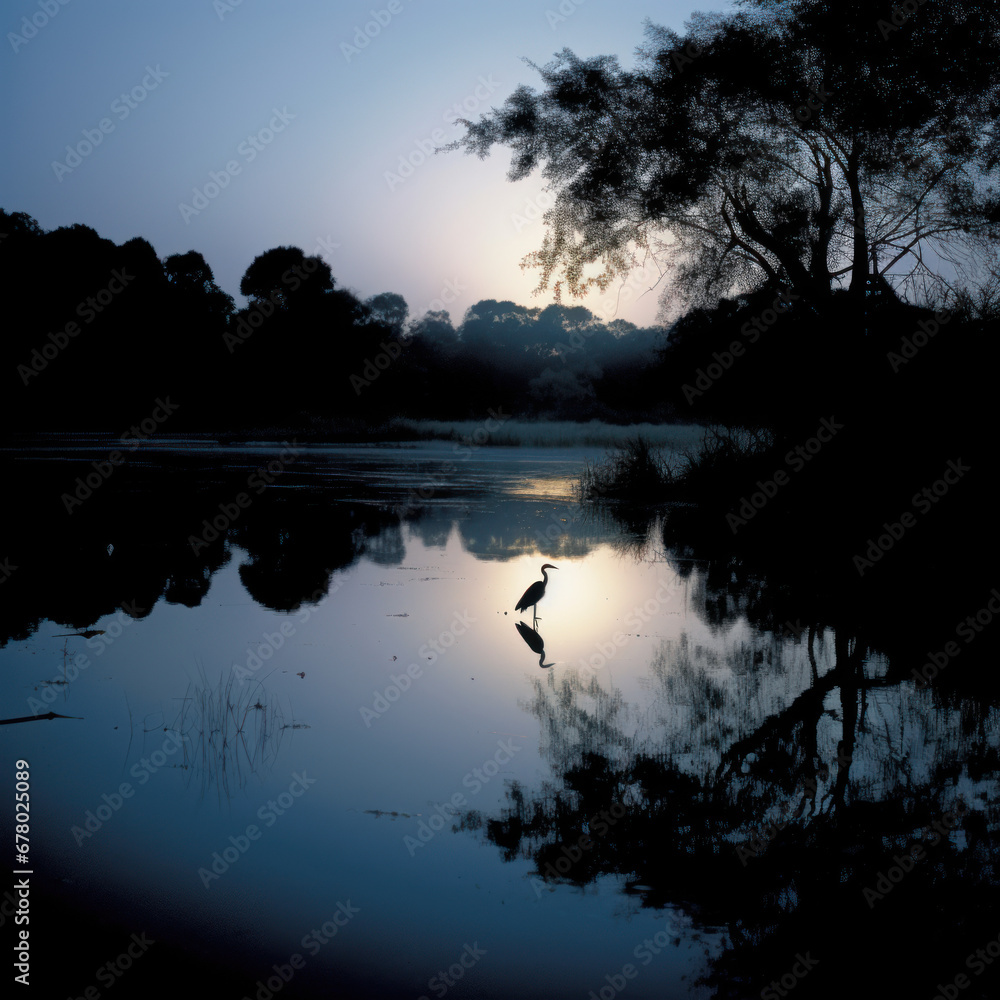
(5, 445, 998, 996)
(462, 565, 1000, 999)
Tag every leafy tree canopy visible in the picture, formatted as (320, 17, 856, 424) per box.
(165, 250, 235, 318)
(452, 1, 1000, 315)
(0, 209, 43, 240)
(363, 292, 409, 336)
(240, 246, 333, 308)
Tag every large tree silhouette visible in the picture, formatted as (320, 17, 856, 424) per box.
(239, 245, 333, 308)
(452, 1, 1000, 314)
(164, 250, 235, 321)
(362, 292, 409, 338)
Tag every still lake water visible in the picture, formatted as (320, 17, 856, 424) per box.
(1, 435, 995, 998)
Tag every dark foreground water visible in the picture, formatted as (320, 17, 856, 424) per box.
(0, 436, 997, 999)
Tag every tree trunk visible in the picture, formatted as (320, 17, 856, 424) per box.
(845, 149, 869, 299)
(810, 154, 836, 296)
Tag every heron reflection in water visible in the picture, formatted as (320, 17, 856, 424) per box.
(515, 621, 554, 668)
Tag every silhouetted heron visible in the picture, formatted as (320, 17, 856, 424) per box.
(515, 621, 554, 668)
(515, 563, 557, 624)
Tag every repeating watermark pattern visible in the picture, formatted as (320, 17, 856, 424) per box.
(760, 952, 820, 999)
(83, 602, 146, 657)
(576, 577, 683, 679)
(878, 0, 932, 40)
(241, 902, 360, 1000)
(737, 805, 795, 867)
(860, 797, 967, 908)
(777, 618, 808, 640)
(385, 75, 500, 193)
(0, 558, 17, 586)
(531, 802, 626, 896)
(61, 398, 179, 513)
(214, 0, 246, 20)
(403, 739, 521, 856)
(793, 81, 835, 123)
(197, 771, 318, 887)
(886, 307, 952, 372)
(586, 918, 684, 1000)
(300, 902, 361, 955)
(28, 600, 146, 716)
(76, 932, 156, 994)
(852, 457, 970, 575)
(224, 257, 323, 353)
(71, 731, 188, 846)
(520, 311, 609, 385)
(735, 752, 852, 865)
(934, 927, 1000, 999)
(511, 190, 554, 233)
(8, 0, 74, 53)
(911, 588, 1000, 687)
(387, 132, 444, 193)
(417, 942, 487, 1000)
(234, 576, 343, 685)
(179, 107, 295, 223)
(423, 276, 465, 316)
(350, 337, 404, 394)
(737, 288, 799, 335)
(594, 256, 665, 321)
(726, 416, 844, 534)
(450, 410, 508, 457)
(359, 610, 476, 726)
(443, 76, 500, 128)
(391, 408, 510, 518)
(534, 506, 576, 551)
(52, 66, 169, 181)
(188, 441, 301, 553)
(340, 1, 414, 62)
(312, 233, 341, 261)
(546, 0, 587, 30)
(17, 269, 134, 385)
(682, 289, 799, 404)
(670, 39, 704, 74)
(349, 278, 465, 395)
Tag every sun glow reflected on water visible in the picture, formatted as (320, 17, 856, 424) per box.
(0, 442, 774, 998)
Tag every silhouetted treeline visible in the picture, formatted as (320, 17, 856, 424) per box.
(587, 275, 1000, 689)
(657, 281, 1000, 435)
(0, 440, 628, 647)
(0, 209, 667, 433)
(0, 454, 400, 646)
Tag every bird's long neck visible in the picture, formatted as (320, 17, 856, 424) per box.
(540, 567, 548, 585)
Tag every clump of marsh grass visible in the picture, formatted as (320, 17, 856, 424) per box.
(580, 425, 773, 506)
(675, 425, 773, 495)
(579, 434, 677, 504)
(172, 666, 288, 805)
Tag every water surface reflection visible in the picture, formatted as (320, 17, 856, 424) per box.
(0, 440, 996, 999)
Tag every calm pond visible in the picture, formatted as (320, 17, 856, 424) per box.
(1, 433, 995, 999)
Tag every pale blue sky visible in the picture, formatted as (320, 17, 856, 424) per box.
(3, 0, 731, 326)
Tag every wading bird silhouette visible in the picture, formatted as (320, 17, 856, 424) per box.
(515, 621, 554, 668)
(515, 563, 557, 625)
